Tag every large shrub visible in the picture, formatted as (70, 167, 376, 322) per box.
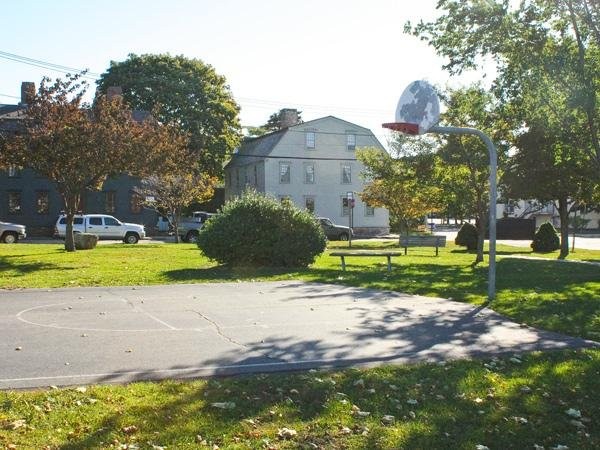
(531, 222, 560, 252)
(198, 191, 327, 267)
(455, 222, 478, 250)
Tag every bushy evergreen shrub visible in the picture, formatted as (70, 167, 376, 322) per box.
(198, 191, 327, 267)
(455, 222, 478, 250)
(531, 222, 560, 252)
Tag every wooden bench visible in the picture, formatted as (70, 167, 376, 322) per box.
(399, 235, 446, 256)
(330, 250, 403, 272)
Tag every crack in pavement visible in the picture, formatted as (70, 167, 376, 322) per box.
(189, 310, 282, 361)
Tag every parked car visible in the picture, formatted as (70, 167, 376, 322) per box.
(176, 212, 217, 243)
(54, 214, 146, 244)
(318, 217, 353, 241)
(0, 220, 27, 243)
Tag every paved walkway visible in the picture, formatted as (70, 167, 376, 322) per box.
(1, 282, 596, 390)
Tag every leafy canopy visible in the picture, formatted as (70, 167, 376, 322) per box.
(97, 53, 241, 176)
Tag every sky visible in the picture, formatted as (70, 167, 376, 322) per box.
(1, 0, 487, 146)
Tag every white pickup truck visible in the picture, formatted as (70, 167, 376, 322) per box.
(54, 214, 146, 244)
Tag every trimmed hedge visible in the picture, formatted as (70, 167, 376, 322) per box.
(531, 222, 560, 252)
(455, 223, 478, 250)
(198, 191, 327, 267)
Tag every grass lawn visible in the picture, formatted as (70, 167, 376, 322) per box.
(1, 240, 598, 340)
(1, 349, 599, 449)
(1, 242, 599, 448)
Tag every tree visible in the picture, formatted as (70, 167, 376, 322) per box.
(96, 53, 241, 177)
(407, 0, 600, 258)
(436, 86, 508, 263)
(136, 167, 217, 243)
(357, 147, 443, 240)
(1, 74, 188, 251)
(246, 109, 304, 137)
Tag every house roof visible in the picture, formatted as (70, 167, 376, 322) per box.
(0, 104, 26, 119)
(225, 115, 383, 169)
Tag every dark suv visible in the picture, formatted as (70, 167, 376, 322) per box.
(318, 217, 353, 241)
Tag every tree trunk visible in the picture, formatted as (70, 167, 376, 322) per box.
(63, 193, 78, 252)
(558, 197, 570, 259)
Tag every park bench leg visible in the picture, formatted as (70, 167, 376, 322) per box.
(404, 247, 407, 255)
(387, 255, 391, 272)
(436, 245, 439, 256)
(340, 256, 346, 271)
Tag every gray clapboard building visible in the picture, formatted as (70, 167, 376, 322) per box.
(225, 111, 389, 236)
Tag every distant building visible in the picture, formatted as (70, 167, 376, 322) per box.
(497, 199, 600, 230)
(0, 82, 157, 236)
(225, 113, 389, 236)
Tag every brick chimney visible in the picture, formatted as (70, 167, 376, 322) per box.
(279, 108, 300, 128)
(107, 86, 123, 100)
(20, 82, 35, 105)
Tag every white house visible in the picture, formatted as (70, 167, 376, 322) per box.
(497, 199, 600, 230)
(224, 113, 389, 236)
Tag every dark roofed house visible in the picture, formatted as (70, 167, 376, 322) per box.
(0, 82, 159, 236)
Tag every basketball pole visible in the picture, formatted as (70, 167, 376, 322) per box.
(429, 125, 497, 302)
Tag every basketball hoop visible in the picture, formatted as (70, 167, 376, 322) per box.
(382, 122, 420, 135)
(382, 80, 440, 135)
(382, 79, 498, 301)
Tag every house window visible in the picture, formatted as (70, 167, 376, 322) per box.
(130, 192, 143, 214)
(365, 204, 375, 216)
(306, 131, 315, 149)
(8, 191, 22, 214)
(304, 163, 315, 184)
(8, 165, 19, 177)
(280, 162, 291, 184)
(36, 191, 49, 215)
(347, 133, 356, 150)
(104, 191, 116, 213)
(341, 163, 352, 184)
(305, 196, 315, 213)
(254, 165, 258, 185)
(341, 197, 350, 216)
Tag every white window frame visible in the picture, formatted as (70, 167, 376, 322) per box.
(303, 162, 315, 184)
(305, 196, 315, 213)
(279, 162, 291, 184)
(365, 204, 375, 216)
(305, 131, 316, 149)
(341, 163, 352, 184)
(341, 196, 350, 217)
(346, 133, 356, 151)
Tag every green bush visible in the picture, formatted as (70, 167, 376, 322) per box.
(198, 191, 327, 267)
(531, 222, 560, 252)
(74, 233, 98, 250)
(455, 223, 478, 250)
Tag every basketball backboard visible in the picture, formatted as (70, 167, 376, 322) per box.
(383, 80, 440, 135)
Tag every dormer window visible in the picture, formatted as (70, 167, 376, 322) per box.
(306, 131, 315, 149)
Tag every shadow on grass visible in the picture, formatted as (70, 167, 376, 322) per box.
(0, 255, 65, 275)
(51, 349, 600, 449)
